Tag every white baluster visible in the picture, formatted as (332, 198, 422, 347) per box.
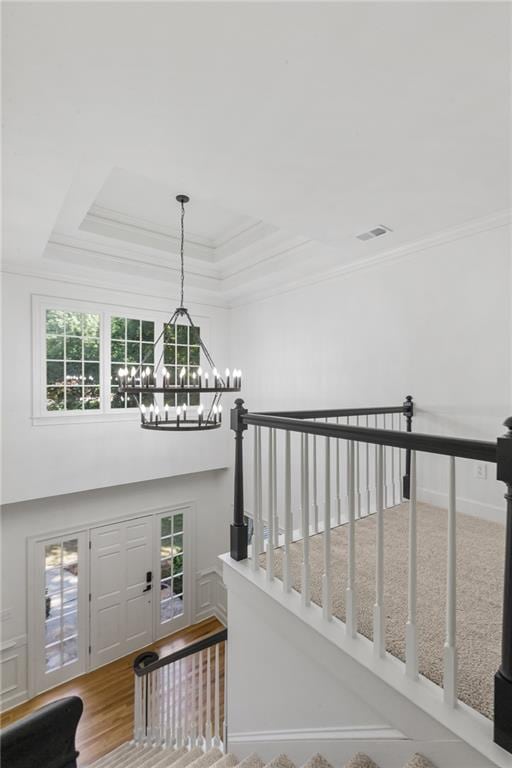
(300, 433, 305, 536)
(134, 674, 140, 744)
(172, 661, 177, 746)
(158, 667, 164, 746)
(267, 429, 274, 581)
(323, 436, 332, 621)
(313, 429, 319, 532)
(302, 433, 311, 606)
(374, 444, 385, 658)
(383, 414, 388, 508)
(406, 451, 418, 679)
(257, 427, 264, 556)
(336, 418, 341, 524)
(141, 676, 147, 744)
(198, 650, 204, 747)
(356, 418, 361, 519)
(345, 416, 351, 517)
(283, 431, 292, 592)
(444, 456, 458, 707)
(273, 428, 279, 547)
(191, 653, 197, 746)
(177, 659, 183, 748)
(166, 663, 171, 747)
(147, 671, 153, 744)
(222, 640, 227, 752)
(346, 440, 357, 637)
(390, 414, 396, 506)
(206, 647, 212, 747)
(398, 415, 403, 503)
(184, 658, 189, 747)
(365, 415, 371, 516)
(252, 427, 260, 570)
(214, 643, 220, 745)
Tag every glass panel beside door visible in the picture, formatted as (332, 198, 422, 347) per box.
(33, 531, 88, 694)
(156, 510, 189, 639)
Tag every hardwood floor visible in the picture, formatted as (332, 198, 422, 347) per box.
(0, 617, 224, 766)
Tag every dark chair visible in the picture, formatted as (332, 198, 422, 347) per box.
(0, 695, 83, 768)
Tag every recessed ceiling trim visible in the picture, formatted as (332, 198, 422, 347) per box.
(81, 204, 216, 263)
(45, 232, 222, 283)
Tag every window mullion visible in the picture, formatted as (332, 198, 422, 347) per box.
(154, 313, 164, 411)
(100, 309, 109, 413)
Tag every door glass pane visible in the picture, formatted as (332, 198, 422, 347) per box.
(160, 513, 185, 624)
(43, 536, 80, 673)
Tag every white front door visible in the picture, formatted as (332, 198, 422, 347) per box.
(90, 516, 153, 669)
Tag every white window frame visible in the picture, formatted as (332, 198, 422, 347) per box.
(32, 294, 212, 425)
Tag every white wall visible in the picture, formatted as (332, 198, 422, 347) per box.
(229, 223, 511, 520)
(224, 560, 498, 768)
(1, 271, 234, 504)
(0, 469, 230, 708)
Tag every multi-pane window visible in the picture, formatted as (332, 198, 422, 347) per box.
(110, 316, 155, 408)
(44, 538, 79, 672)
(45, 310, 100, 411)
(159, 513, 184, 624)
(163, 323, 201, 407)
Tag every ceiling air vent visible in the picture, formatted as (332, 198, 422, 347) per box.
(356, 225, 392, 242)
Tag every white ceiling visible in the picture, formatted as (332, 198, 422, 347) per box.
(2, 1, 511, 307)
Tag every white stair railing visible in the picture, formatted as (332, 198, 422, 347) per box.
(133, 629, 227, 751)
(236, 398, 508, 730)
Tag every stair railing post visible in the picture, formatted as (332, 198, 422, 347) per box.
(230, 398, 248, 561)
(402, 395, 414, 499)
(495, 416, 512, 752)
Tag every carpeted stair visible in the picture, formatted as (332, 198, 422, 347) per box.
(84, 745, 437, 768)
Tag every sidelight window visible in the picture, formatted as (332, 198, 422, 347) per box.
(159, 512, 185, 624)
(44, 538, 80, 673)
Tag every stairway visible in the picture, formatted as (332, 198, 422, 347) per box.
(84, 744, 437, 768)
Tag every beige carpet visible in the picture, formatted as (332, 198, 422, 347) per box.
(261, 502, 505, 719)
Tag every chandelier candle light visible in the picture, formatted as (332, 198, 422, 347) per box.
(117, 194, 242, 431)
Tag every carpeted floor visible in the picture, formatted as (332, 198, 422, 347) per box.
(261, 502, 505, 719)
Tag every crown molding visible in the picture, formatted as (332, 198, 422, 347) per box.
(81, 204, 216, 262)
(0, 259, 230, 310)
(7, 208, 509, 311)
(45, 231, 221, 283)
(213, 220, 280, 263)
(226, 209, 512, 308)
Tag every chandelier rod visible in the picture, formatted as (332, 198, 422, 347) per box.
(179, 198, 185, 308)
(176, 194, 190, 309)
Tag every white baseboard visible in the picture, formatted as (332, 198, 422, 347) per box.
(418, 487, 505, 524)
(227, 726, 492, 768)
(229, 725, 405, 743)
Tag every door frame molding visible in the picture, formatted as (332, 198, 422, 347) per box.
(27, 501, 197, 698)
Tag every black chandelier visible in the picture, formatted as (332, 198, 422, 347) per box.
(117, 194, 242, 431)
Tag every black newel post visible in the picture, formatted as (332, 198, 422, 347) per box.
(230, 398, 248, 561)
(402, 395, 414, 500)
(495, 416, 512, 753)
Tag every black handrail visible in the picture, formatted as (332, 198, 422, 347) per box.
(258, 405, 408, 419)
(133, 628, 227, 677)
(242, 414, 497, 463)
(229, 397, 512, 754)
